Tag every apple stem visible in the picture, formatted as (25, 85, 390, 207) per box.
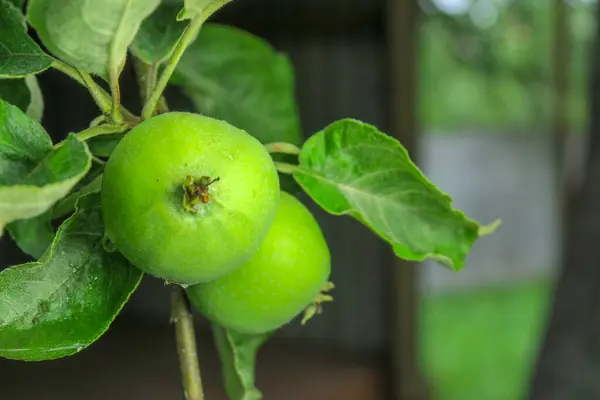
(183, 175, 220, 212)
(171, 286, 205, 400)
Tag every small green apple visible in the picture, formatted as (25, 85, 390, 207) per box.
(101, 112, 280, 284)
(187, 191, 332, 334)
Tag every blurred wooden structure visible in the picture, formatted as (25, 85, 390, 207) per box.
(387, 0, 429, 399)
(529, 2, 600, 399)
(0, 320, 384, 400)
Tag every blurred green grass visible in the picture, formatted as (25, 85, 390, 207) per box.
(421, 279, 553, 400)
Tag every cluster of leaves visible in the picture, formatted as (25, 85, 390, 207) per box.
(0, 0, 498, 399)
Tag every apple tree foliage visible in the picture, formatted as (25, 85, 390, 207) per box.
(0, 0, 499, 399)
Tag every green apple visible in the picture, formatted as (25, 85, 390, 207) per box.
(187, 191, 332, 334)
(101, 112, 280, 284)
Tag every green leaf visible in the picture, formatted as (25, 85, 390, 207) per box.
(0, 0, 52, 78)
(293, 119, 495, 271)
(6, 137, 97, 259)
(52, 169, 103, 219)
(0, 193, 143, 361)
(0, 75, 44, 121)
(130, 3, 186, 64)
(27, 0, 161, 77)
(0, 99, 91, 234)
(213, 325, 270, 400)
(7, 212, 53, 259)
(0, 135, 91, 235)
(0, 98, 53, 186)
(8, 0, 24, 8)
(176, 0, 230, 21)
(172, 23, 302, 145)
(87, 133, 123, 158)
(0, 78, 29, 112)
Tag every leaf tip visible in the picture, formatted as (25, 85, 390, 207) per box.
(478, 219, 502, 237)
(176, 8, 188, 21)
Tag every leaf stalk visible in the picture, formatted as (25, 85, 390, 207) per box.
(141, 16, 204, 120)
(264, 142, 301, 155)
(273, 161, 299, 175)
(74, 124, 128, 141)
(108, 57, 125, 124)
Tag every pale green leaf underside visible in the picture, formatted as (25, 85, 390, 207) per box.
(294, 119, 484, 271)
(0, 0, 52, 78)
(24, 74, 43, 121)
(213, 325, 270, 400)
(0, 193, 143, 361)
(27, 0, 160, 76)
(172, 23, 302, 145)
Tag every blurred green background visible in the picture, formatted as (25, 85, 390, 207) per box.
(420, 0, 594, 132)
(418, 0, 594, 398)
(421, 280, 552, 400)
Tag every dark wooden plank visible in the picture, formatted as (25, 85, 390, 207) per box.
(0, 321, 384, 400)
(214, 0, 384, 38)
(386, 0, 430, 399)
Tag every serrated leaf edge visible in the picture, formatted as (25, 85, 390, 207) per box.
(294, 118, 489, 270)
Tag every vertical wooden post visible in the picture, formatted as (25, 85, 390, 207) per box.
(551, 0, 572, 233)
(386, 0, 429, 399)
(528, 3, 600, 400)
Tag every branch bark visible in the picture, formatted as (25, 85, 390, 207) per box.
(171, 286, 205, 400)
(386, 0, 429, 399)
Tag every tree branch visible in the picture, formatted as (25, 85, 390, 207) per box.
(171, 286, 205, 400)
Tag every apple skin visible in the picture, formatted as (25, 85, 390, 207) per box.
(101, 112, 280, 284)
(187, 191, 331, 334)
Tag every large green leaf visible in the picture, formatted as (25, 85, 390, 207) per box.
(293, 119, 496, 271)
(0, 0, 52, 78)
(0, 75, 44, 121)
(213, 325, 270, 400)
(0, 193, 143, 361)
(130, 3, 186, 64)
(176, 0, 230, 21)
(0, 99, 91, 235)
(172, 24, 302, 145)
(27, 0, 160, 77)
